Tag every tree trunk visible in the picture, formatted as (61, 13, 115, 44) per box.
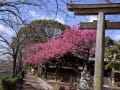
(37, 64, 42, 77)
(13, 55, 17, 77)
(55, 63, 59, 81)
(86, 49, 90, 69)
(111, 68, 115, 86)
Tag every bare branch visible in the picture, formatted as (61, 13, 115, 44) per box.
(0, 52, 13, 56)
(0, 34, 11, 47)
(55, 0, 59, 19)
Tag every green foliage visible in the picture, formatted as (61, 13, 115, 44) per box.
(18, 20, 66, 44)
(105, 60, 120, 70)
(105, 36, 120, 70)
(0, 79, 3, 90)
(105, 36, 119, 58)
(30, 20, 66, 30)
(1, 76, 20, 90)
(105, 47, 116, 58)
(105, 36, 114, 47)
(19, 20, 66, 34)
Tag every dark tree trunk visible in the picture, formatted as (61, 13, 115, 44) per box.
(83, 49, 90, 70)
(86, 49, 90, 68)
(13, 55, 17, 77)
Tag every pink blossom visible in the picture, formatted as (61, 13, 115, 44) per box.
(24, 27, 96, 65)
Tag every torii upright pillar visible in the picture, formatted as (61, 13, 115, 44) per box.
(67, 3, 120, 90)
(94, 12, 105, 90)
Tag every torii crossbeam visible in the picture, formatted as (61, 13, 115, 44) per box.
(80, 20, 120, 29)
(67, 3, 120, 90)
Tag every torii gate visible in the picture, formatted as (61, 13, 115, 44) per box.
(67, 3, 120, 90)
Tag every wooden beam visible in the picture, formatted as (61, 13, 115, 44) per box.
(80, 21, 120, 29)
(67, 3, 120, 15)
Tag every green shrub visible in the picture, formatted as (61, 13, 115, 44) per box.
(1, 76, 20, 90)
(0, 78, 4, 90)
(0, 85, 3, 90)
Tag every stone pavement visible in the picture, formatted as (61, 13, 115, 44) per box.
(103, 85, 120, 90)
(17, 74, 53, 90)
(17, 74, 120, 90)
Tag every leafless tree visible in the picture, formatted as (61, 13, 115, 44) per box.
(0, 19, 29, 76)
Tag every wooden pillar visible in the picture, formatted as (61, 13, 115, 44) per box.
(94, 12, 105, 90)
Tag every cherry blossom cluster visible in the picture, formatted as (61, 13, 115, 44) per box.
(25, 27, 96, 65)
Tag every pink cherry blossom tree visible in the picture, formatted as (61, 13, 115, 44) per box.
(25, 27, 96, 66)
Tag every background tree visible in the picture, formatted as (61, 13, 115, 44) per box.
(105, 36, 120, 86)
(19, 20, 66, 44)
(0, 22, 27, 77)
